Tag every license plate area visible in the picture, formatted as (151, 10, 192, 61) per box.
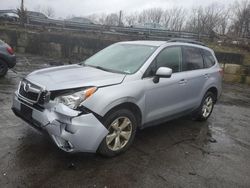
(20, 103, 33, 121)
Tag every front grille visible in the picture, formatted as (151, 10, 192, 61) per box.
(18, 80, 44, 103)
(19, 84, 39, 101)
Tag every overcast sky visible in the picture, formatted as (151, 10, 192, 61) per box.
(0, 0, 239, 18)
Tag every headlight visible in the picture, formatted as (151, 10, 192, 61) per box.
(54, 87, 97, 109)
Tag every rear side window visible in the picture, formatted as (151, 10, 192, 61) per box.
(183, 46, 204, 71)
(202, 50, 216, 68)
(156, 46, 182, 73)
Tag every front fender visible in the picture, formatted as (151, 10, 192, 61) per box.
(99, 96, 140, 116)
(82, 81, 146, 121)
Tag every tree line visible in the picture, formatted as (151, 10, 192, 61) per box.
(87, 0, 250, 38)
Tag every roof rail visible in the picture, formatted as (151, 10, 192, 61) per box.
(167, 38, 206, 46)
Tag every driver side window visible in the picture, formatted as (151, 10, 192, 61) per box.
(144, 46, 182, 77)
(156, 46, 182, 73)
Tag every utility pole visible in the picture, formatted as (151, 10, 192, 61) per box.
(21, 0, 24, 12)
(18, 0, 27, 26)
(118, 10, 122, 26)
(197, 12, 200, 41)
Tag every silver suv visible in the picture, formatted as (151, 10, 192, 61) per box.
(12, 40, 222, 157)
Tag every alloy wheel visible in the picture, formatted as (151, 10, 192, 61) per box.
(106, 116, 132, 151)
(202, 96, 213, 118)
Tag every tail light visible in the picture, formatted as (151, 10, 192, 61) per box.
(7, 46, 14, 55)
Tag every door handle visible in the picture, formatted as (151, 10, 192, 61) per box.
(178, 79, 187, 85)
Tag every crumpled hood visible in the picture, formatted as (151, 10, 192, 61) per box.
(26, 64, 126, 91)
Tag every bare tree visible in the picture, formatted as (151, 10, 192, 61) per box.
(205, 4, 224, 33)
(230, 0, 250, 37)
(216, 7, 230, 35)
(105, 13, 119, 26)
(34, 5, 41, 12)
(97, 13, 107, 25)
(185, 8, 199, 32)
(138, 8, 163, 24)
(124, 12, 138, 26)
(185, 3, 224, 36)
(161, 10, 171, 28)
(66, 14, 76, 19)
(34, 5, 55, 18)
(57, 1, 249, 38)
(163, 7, 186, 31)
(86, 13, 100, 24)
(43, 6, 55, 18)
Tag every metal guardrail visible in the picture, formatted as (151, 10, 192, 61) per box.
(0, 9, 209, 39)
(27, 17, 209, 39)
(0, 9, 17, 14)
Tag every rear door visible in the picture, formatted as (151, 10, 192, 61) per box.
(182, 46, 207, 108)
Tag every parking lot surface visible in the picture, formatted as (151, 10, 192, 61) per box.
(0, 54, 250, 187)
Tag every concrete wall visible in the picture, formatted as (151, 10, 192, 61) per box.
(0, 26, 144, 60)
(220, 63, 250, 85)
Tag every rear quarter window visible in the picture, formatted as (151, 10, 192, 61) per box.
(183, 46, 204, 71)
(202, 50, 216, 68)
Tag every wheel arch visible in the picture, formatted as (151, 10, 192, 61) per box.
(206, 86, 218, 103)
(0, 57, 8, 76)
(0, 57, 8, 64)
(103, 102, 142, 128)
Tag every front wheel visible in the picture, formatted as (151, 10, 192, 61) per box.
(98, 109, 137, 157)
(195, 91, 215, 121)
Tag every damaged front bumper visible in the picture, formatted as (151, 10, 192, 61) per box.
(12, 92, 109, 153)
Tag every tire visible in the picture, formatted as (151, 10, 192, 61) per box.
(195, 91, 215, 121)
(98, 109, 137, 157)
(0, 60, 8, 77)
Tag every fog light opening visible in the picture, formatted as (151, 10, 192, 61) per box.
(52, 135, 74, 151)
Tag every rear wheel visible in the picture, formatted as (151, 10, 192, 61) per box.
(98, 109, 137, 157)
(0, 60, 8, 77)
(195, 91, 215, 121)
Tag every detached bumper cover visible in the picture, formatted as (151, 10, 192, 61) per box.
(12, 93, 109, 153)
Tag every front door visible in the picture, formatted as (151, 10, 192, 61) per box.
(143, 46, 189, 123)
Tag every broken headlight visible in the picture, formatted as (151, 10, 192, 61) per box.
(54, 87, 97, 109)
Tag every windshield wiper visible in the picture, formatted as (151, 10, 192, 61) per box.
(79, 61, 86, 66)
(85, 65, 110, 72)
(85, 65, 125, 74)
(93, 66, 111, 72)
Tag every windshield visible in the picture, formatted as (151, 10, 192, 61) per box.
(83, 43, 157, 74)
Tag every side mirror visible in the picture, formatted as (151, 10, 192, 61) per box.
(153, 67, 172, 83)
